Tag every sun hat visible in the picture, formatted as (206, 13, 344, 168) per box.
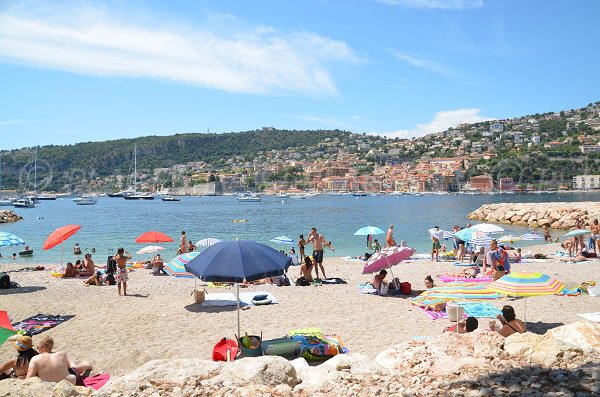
(9, 334, 33, 351)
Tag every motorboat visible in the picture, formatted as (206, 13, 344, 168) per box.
(123, 192, 155, 200)
(236, 192, 261, 202)
(107, 189, 135, 197)
(0, 198, 13, 206)
(352, 192, 367, 197)
(13, 198, 36, 208)
(36, 194, 57, 200)
(73, 196, 98, 205)
(18, 249, 33, 256)
(161, 195, 180, 202)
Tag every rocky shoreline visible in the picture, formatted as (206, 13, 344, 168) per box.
(467, 202, 600, 230)
(2, 321, 599, 397)
(0, 210, 22, 224)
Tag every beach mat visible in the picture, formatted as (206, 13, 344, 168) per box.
(83, 373, 110, 390)
(320, 278, 347, 285)
(202, 292, 240, 307)
(13, 314, 75, 336)
(357, 283, 378, 295)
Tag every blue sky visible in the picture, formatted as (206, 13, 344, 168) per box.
(1, 0, 599, 150)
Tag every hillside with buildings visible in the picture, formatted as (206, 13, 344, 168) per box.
(1, 102, 599, 195)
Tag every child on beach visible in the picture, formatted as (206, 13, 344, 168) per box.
(297, 235, 306, 261)
(114, 248, 132, 296)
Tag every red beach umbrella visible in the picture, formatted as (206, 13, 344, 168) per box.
(43, 224, 81, 265)
(135, 231, 174, 244)
(0, 310, 16, 346)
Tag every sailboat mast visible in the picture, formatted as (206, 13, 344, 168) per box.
(34, 147, 38, 195)
(134, 143, 137, 189)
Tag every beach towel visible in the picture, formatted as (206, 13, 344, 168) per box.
(12, 314, 75, 336)
(83, 374, 110, 390)
(457, 302, 502, 318)
(320, 278, 347, 285)
(416, 306, 467, 321)
(577, 312, 600, 323)
(202, 293, 241, 307)
(437, 275, 493, 283)
(558, 288, 582, 296)
(452, 262, 475, 267)
(358, 283, 378, 295)
(239, 291, 279, 306)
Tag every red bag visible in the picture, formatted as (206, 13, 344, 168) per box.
(400, 282, 411, 295)
(212, 338, 238, 361)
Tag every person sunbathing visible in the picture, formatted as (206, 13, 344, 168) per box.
(0, 335, 38, 380)
(83, 271, 109, 286)
(62, 262, 77, 278)
(496, 305, 526, 337)
(300, 256, 314, 282)
(26, 337, 79, 385)
(560, 249, 591, 263)
(36, 336, 91, 385)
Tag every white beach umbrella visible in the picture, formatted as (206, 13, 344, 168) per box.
(196, 237, 222, 247)
(471, 223, 504, 234)
(137, 245, 165, 255)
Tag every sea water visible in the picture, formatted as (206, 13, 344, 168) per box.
(1, 192, 599, 264)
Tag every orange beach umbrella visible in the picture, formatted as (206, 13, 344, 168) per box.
(135, 231, 174, 244)
(43, 224, 81, 265)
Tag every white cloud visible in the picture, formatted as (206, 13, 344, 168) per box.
(379, 108, 492, 139)
(0, 119, 28, 126)
(391, 51, 453, 77)
(376, 0, 483, 9)
(0, 5, 359, 95)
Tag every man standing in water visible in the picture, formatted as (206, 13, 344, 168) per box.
(386, 224, 397, 247)
(307, 227, 334, 280)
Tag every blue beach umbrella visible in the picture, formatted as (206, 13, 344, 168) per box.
(354, 226, 385, 236)
(0, 232, 25, 247)
(270, 236, 295, 245)
(185, 240, 291, 338)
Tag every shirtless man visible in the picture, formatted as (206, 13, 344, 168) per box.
(79, 253, 95, 277)
(114, 247, 132, 296)
(307, 227, 334, 280)
(386, 225, 396, 247)
(34, 336, 91, 386)
(26, 338, 77, 385)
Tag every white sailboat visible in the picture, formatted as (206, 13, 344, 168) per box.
(123, 144, 154, 200)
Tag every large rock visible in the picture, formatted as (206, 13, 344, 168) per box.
(0, 210, 23, 224)
(504, 332, 583, 366)
(102, 358, 222, 391)
(213, 356, 298, 387)
(375, 331, 505, 375)
(545, 321, 600, 351)
(0, 378, 91, 397)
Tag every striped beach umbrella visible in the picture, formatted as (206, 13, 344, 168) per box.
(471, 223, 505, 234)
(196, 237, 222, 248)
(489, 272, 565, 324)
(489, 272, 564, 297)
(164, 252, 199, 278)
(0, 232, 25, 247)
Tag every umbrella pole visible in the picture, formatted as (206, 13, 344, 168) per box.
(524, 298, 527, 328)
(61, 242, 64, 266)
(236, 283, 241, 341)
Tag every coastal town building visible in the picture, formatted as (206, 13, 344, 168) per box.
(469, 175, 494, 192)
(573, 175, 600, 190)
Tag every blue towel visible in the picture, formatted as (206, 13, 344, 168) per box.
(453, 262, 473, 267)
(458, 302, 502, 318)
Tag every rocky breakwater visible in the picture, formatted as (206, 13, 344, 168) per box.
(467, 202, 600, 230)
(1, 321, 599, 397)
(0, 210, 22, 224)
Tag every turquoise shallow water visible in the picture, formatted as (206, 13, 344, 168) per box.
(1, 192, 599, 265)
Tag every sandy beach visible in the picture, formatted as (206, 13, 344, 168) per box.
(1, 242, 599, 377)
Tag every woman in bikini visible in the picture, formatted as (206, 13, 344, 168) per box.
(0, 335, 38, 380)
(496, 305, 526, 337)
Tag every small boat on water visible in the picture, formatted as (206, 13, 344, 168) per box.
(36, 194, 57, 200)
(123, 192, 155, 200)
(352, 192, 367, 197)
(73, 196, 98, 205)
(13, 198, 36, 208)
(236, 193, 261, 202)
(161, 195, 180, 202)
(0, 198, 13, 206)
(18, 249, 33, 256)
